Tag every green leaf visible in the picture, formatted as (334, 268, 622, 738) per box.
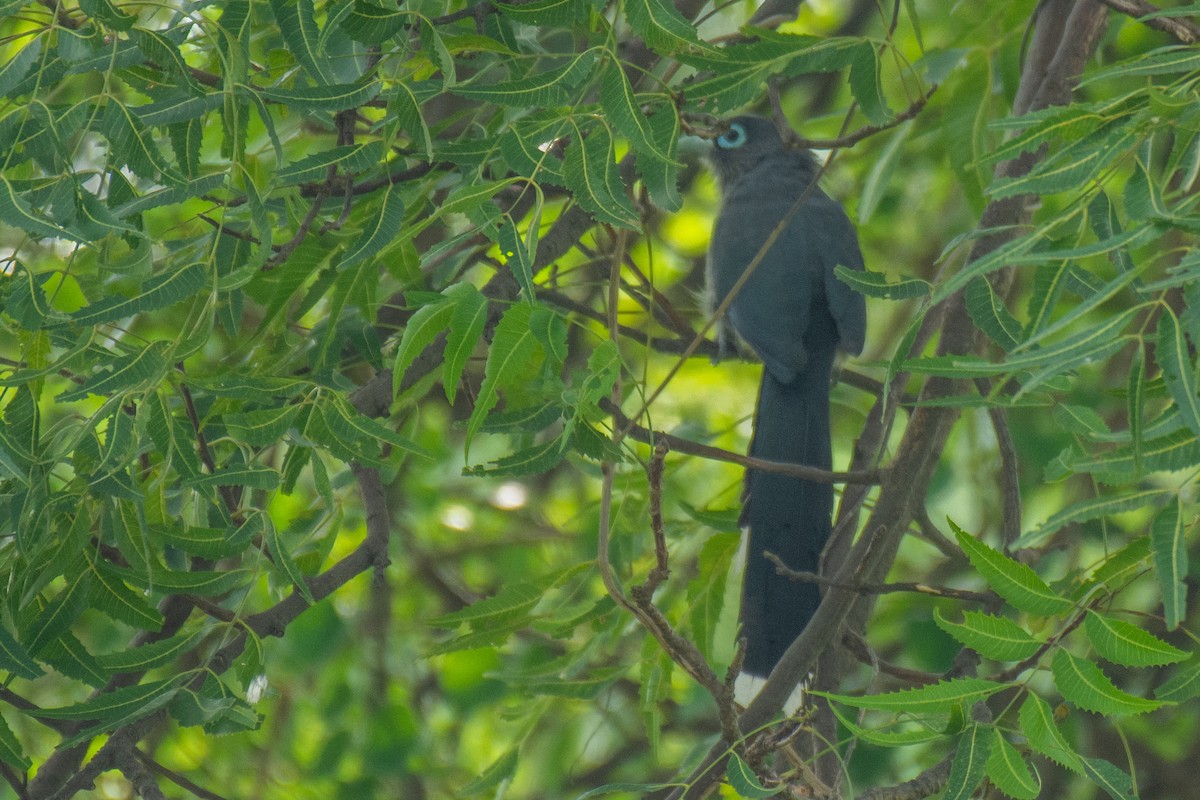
(270, 0, 333, 84)
(96, 631, 206, 673)
(849, 42, 890, 126)
(80, 0, 135, 29)
(258, 79, 380, 111)
(1084, 610, 1187, 667)
(1051, 649, 1165, 716)
(1018, 693, 1084, 774)
(341, 181, 405, 269)
(276, 141, 384, 184)
(858, 119, 910, 224)
(56, 341, 171, 403)
(0, 625, 43, 679)
(497, 214, 538, 302)
(639, 106, 682, 211)
(26, 571, 93, 654)
(933, 609, 1042, 662)
(441, 283, 488, 406)
(1152, 497, 1189, 631)
(1156, 659, 1200, 703)
(562, 121, 638, 228)
(687, 532, 738, 660)
(833, 267, 930, 299)
(339, 0, 407, 44)
(598, 59, 674, 164)
(224, 405, 301, 448)
(71, 263, 208, 325)
(943, 724, 991, 800)
(462, 436, 567, 477)
(391, 83, 432, 160)
(262, 513, 314, 604)
(0, 34, 42, 97)
(109, 564, 251, 597)
(1080, 757, 1137, 800)
(465, 303, 541, 454)
(460, 748, 520, 795)
(427, 580, 544, 630)
(0, 714, 30, 770)
(827, 702, 947, 746)
(0, 175, 89, 243)
(322, 395, 429, 459)
(1016, 489, 1168, 549)
(623, 0, 716, 56)
(951, 520, 1073, 615)
(184, 464, 280, 492)
(87, 560, 164, 631)
(1063, 428, 1200, 485)
(1157, 305, 1200, 439)
(453, 50, 596, 106)
(815, 678, 1006, 715)
(393, 293, 456, 394)
(101, 101, 182, 184)
(725, 753, 780, 798)
(1081, 44, 1200, 84)
(965, 277, 1021, 351)
(986, 730, 1040, 800)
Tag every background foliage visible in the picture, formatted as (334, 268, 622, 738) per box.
(1, 0, 1199, 798)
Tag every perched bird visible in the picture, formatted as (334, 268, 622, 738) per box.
(706, 114, 866, 706)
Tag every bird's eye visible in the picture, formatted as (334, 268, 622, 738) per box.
(716, 123, 747, 149)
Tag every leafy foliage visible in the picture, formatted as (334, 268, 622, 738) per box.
(0, 2, 1197, 800)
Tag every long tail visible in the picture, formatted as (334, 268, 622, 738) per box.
(738, 345, 835, 682)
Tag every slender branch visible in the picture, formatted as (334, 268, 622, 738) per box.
(602, 398, 885, 484)
(763, 552, 993, 603)
(132, 751, 229, 800)
(1098, 0, 1200, 43)
(789, 87, 938, 151)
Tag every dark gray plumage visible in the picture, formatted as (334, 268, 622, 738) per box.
(707, 115, 866, 692)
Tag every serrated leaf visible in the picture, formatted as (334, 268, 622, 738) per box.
(322, 395, 429, 458)
(1051, 649, 1165, 715)
(966, 276, 1021, 351)
(623, 0, 716, 56)
(0, 714, 30, 770)
(849, 42, 889, 125)
(0, 175, 89, 243)
(827, 702, 947, 746)
(341, 181, 405, 269)
(562, 121, 638, 228)
(391, 82, 432, 159)
(87, 559, 164, 631)
(101, 101, 181, 184)
(56, 341, 171, 403)
(1084, 610, 1187, 667)
(339, 0, 407, 43)
(460, 748, 519, 794)
(428, 619, 527, 654)
(943, 723, 991, 800)
(933, 608, 1042, 662)
(258, 79, 380, 111)
(725, 752, 780, 798)
(96, 631, 206, 673)
(497, 214, 537, 301)
(833, 266, 930, 299)
(1019, 693, 1084, 774)
(1152, 497, 1188, 631)
(442, 283, 488, 405)
(1064, 428, 1200, 485)
(1156, 658, 1200, 702)
(951, 520, 1073, 615)
(688, 532, 738, 659)
(465, 303, 541, 454)
(1157, 305, 1200, 439)
(463, 436, 567, 478)
(0, 625, 42, 679)
(224, 405, 301, 448)
(26, 572, 92, 654)
(262, 513, 314, 603)
(184, 464, 279, 492)
(599, 59, 673, 164)
(815, 678, 1006, 715)
(1016, 489, 1168, 549)
(270, 0, 333, 84)
(38, 679, 179, 721)
(453, 50, 595, 106)
(71, 263, 208, 326)
(1081, 757, 1136, 800)
(639, 106, 682, 211)
(276, 141, 384, 184)
(0, 34, 41, 97)
(109, 564, 251, 597)
(393, 295, 456, 394)
(986, 730, 1040, 800)
(427, 581, 544, 630)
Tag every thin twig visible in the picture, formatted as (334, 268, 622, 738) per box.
(763, 552, 993, 603)
(1097, 0, 1200, 43)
